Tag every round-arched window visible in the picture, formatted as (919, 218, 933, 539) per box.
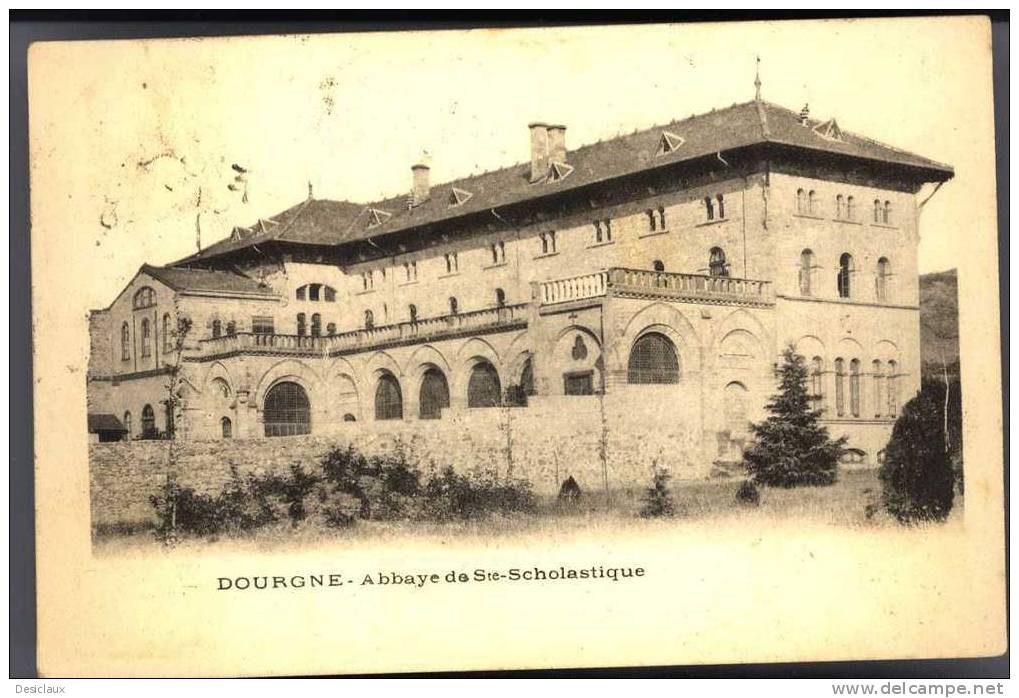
(263, 381, 311, 437)
(627, 332, 680, 384)
(375, 373, 403, 421)
(467, 361, 501, 408)
(419, 368, 450, 420)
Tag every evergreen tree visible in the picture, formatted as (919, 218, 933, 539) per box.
(639, 465, 677, 518)
(879, 380, 955, 524)
(743, 345, 846, 487)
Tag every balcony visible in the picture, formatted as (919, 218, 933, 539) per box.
(193, 303, 529, 360)
(538, 267, 774, 308)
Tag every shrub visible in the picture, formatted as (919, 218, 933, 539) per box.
(421, 465, 535, 521)
(744, 346, 846, 487)
(734, 479, 760, 507)
(639, 466, 676, 518)
(879, 380, 955, 524)
(317, 445, 423, 523)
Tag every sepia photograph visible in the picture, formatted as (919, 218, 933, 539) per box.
(23, 14, 1006, 679)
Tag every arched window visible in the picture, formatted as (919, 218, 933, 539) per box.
(799, 249, 814, 295)
(132, 287, 155, 309)
(709, 247, 728, 277)
(507, 356, 535, 407)
(653, 260, 665, 272)
(123, 411, 132, 439)
(495, 288, 506, 308)
(846, 195, 855, 220)
(876, 257, 891, 301)
(796, 188, 806, 214)
(141, 404, 156, 438)
(140, 318, 151, 356)
(716, 194, 725, 219)
(873, 199, 882, 223)
(646, 209, 657, 232)
(627, 332, 680, 384)
(225, 320, 236, 336)
(408, 304, 418, 323)
(162, 313, 172, 352)
(835, 194, 845, 219)
(808, 190, 818, 214)
(221, 417, 233, 439)
(324, 286, 336, 302)
(120, 322, 130, 360)
(375, 372, 403, 420)
(310, 313, 321, 337)
(883, 200, 892, 224)
(211, 377, 230, 399)
(296, 313, 306, 337)
(296, 286, 306, 301)
(343, 413, 357, 422)
(306, 284, 319, 302)
(212, 319, 222, 338)
(887, 360, 898, 417)
(849, 358, 861, 418)
(811, 356, 825, 410)
(364, 310, 374, 330)
(838, 253, 853, 298)
(872, 360, 883, 417)
(704, 196, 714, 221)
(657, 206, 666, 230)
(467, 362, 502, 408)
(419, 368, 450, 420)
(263, 382, 311, 436)
(449, 297, 458, 315)
(326, 322, 336, 336)
(835, 358, 846, 417)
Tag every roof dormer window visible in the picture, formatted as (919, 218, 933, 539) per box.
(448, 187, 473, 207)
(548, 161, 574, 182)
(813, 118, 844, 142)
(656, 130, 685, 156)
(366, 207, 392, 228)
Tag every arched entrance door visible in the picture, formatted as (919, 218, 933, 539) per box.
(263, 381, 311, 437)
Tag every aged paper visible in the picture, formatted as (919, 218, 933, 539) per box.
(31, 17, 1004, 677)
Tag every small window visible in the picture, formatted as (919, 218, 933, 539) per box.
(449, 297, 458, 315)
(646, 210, 656, 232)
(658, 206, 666, 230)
(326, 322, 336, 336)
(324, 286, 336, 302)
(221, 417, 233, 439)
(873, 199, 882, 223)
(883, 200, 893, 224)
(139, 319, 150, 356)
(653, 260, 665, 272)
(808, 190, 818, 215)
(716, 194, 725, 219)
(225, 321, 236, 336)
(709, 247, 728, 277)
(846, 196, 855, 220)
(211, 319, 222, 339)
(796, 188, 806, 214)
(408, 304, 418, 323)
(593, 219, 611, 242)
(132, 287, 156, 309)
(835, 358, 846, 417)
(539, 230, 558, 254)
(799, 249, 814, 296)
(704, 196, 714, 221)
(876, 257, 891, 302)
(141, 404, 156, 439)
(120, 322, 130, 360)
(887, 360, 899, 417)
(364, 310, 374, 330)
(838, 253, 853, 298)
(564, 371, 594, 396)
(495, 288, 506, 307)
(296, 286, 306, 301)
(811, 356, 825, 410)
(872, 359, 884, 417)
(296, 313, 306, 336)
(123, 411, 132, 438)
(252, 316, 274, 335)
(849, 359, 861, 417)
(310, 313, 321, 337)
(835, 194, 845, 219)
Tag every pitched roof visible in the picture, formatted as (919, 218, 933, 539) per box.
(141, 264, 277, 296)
(176, 100, 953, 263)
(88, 414, 127, 433)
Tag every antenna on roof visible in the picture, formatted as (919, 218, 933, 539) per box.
(754, 55, 762, 102)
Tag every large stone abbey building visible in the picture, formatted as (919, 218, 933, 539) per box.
(87, 95, 952, 481)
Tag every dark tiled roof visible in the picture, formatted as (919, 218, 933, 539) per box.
(88, 413, 127, 433)
(176, 100, 953, 263)
(142, 264, 277, 296)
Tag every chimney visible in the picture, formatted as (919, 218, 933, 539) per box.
(547, 124, 567, 165)
(529, 122, 549, 182)
(411, 163, 430, 206)
(799, 103, 810, 126)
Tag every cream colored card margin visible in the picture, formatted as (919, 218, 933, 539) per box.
(29, 17, 1005, 677)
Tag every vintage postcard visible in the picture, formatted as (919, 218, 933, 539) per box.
(30, 17, 1005, 677)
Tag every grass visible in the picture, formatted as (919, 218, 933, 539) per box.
(92, 468, 963, 556)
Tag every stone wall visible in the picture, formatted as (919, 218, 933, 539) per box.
(89, 391, 704, 531)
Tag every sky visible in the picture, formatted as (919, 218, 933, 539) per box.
(28, 17, 997, 313)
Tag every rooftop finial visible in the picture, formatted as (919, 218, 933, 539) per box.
(754, 55, 762, 101)
(307, 180, 313, 200)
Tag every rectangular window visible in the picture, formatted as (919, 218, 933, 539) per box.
(564, 371, 594, 396)
(251, 316, 275, 335)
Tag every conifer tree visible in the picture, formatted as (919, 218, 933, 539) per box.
(743, 345, 846, 487)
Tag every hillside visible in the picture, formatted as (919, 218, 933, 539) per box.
(919, 269, 960, 378)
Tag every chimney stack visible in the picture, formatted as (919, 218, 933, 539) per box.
(529, 122, 549, 182)
(547, 124, 567, 165)
(411, 163, 430, 206)
(799, 104, 810, 126)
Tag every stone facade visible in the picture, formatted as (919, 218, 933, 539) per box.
(87, 100, 949, 486)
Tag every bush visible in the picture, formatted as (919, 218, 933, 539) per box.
(744, 346, 846, 487)
(421, 465, 536, 521)
(879, 381, 955, 524)
(316, 445, 423, 523)
(639, 466, 676, 518)
(734, 479, 760, 507)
